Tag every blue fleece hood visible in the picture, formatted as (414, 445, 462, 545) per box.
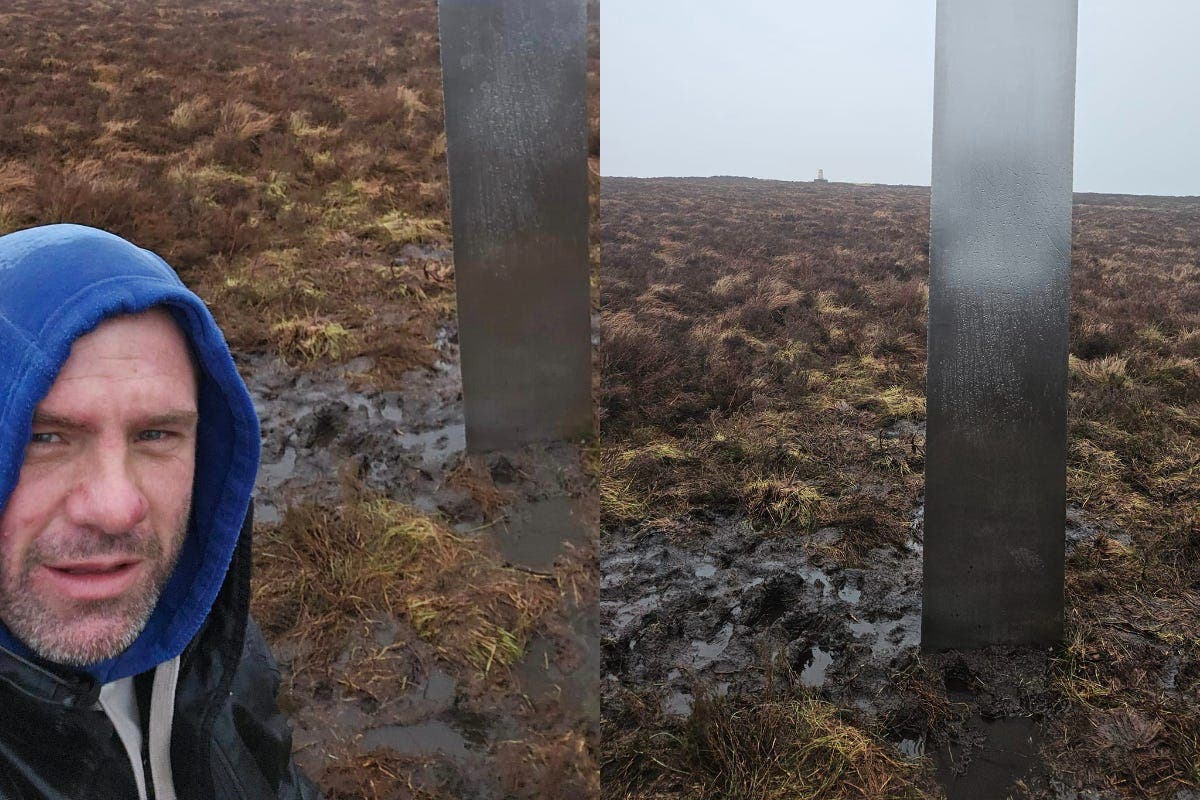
(0, 224, 260, 683)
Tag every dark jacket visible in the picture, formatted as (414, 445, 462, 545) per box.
(0, 506, 320, 799)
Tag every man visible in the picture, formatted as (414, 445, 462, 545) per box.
(0, 224, 319, 798)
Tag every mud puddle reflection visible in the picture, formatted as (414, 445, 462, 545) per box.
(361, 720, 471, 758)
(241, 350, 465, 519)
(496, 494, 591, 571)
(515, 595, 600, 727)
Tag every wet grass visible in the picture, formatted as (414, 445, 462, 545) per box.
(600, 177, 1200, 797)
(319, 747, 460, 800)
(251, 479, 560, 682)
(602, 179, 930, 560)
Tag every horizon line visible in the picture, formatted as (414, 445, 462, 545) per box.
(598, 174, 1200, 199)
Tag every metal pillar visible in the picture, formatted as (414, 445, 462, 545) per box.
(438, 0, 593, 452)
(923, 0, 1078, 650)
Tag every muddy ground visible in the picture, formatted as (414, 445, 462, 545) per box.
(242, 281, 598, 798)
(602, 421, 1183, 800)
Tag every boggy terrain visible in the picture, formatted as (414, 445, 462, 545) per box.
(247, 316, 598, 799)
(600, 176, 1200, 799)
(0, 0, 600, 796)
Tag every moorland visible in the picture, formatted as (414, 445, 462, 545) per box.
(600, 176, 1200, 799)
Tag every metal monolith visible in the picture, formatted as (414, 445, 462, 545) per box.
(438, 0, 593, 451)
(923, 0, 1078, 650)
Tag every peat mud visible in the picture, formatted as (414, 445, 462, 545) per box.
(602, 501, 1141, 799)
(601, 511, 919, 714)
(241, 322, 598, 798)
(241, 331, 464, 526)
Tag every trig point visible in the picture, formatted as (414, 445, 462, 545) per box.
(814, 169, 828, 183)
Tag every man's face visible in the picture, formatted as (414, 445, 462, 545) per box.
(0, 309, 198, 666)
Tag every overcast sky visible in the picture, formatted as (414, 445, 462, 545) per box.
(601, 1, 1200, 196)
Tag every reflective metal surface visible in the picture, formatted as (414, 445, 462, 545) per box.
(923, 0, 1078, 650)
(438, 0, 593, 451)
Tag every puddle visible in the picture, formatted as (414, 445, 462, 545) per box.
(242, 351, 466, 518)
(687, 622, 733, 670)
(804, 567, 834, 598)
(515, 596, 600, 725)
(258, 446, 297, 485)
(424, 670, 456, 702)
(446, 707, 495, 749)
(256, 500, 281, 525)
(799, 646, 834, 687)
(848, 620, 876, 637)
(601, 552, 642, 590)
(847, 614, 921, 656)
(496, 495, 590, 570)
(935, 716, 1044, 800)
(379, 402, 404, 425)
(601, 514, 924, 708)
(663, 690, 693, 717)
(516, 636, 559, 700)
(607, 592, 661, 636)
(397, 422, 467, 468)
(360, 720, 472, 759)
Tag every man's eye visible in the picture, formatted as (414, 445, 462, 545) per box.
(30, 432, 60, 445)
(139, 430, 170, 442)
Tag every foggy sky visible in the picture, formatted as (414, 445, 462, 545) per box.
(601, 1, 1200, 196)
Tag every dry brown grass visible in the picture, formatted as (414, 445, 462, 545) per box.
(497, 731, 600, 800)
(318, 746, 459, 800)
(601, 179, 930, 558)
(1, 0, 600, 387)
(0, 0, 456, 381)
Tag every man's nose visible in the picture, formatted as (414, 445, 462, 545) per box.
(65, 449, 149, 534)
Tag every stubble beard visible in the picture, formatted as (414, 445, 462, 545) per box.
(0, 506, 190, 667)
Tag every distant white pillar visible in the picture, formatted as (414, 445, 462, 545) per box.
(923, 0, 1078, 650)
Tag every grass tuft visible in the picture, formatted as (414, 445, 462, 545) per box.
(743, 475, 825, 529)
(603, 672, 932, 800)
(252, 482, 559, 678)
(269, 316, 357, 363)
